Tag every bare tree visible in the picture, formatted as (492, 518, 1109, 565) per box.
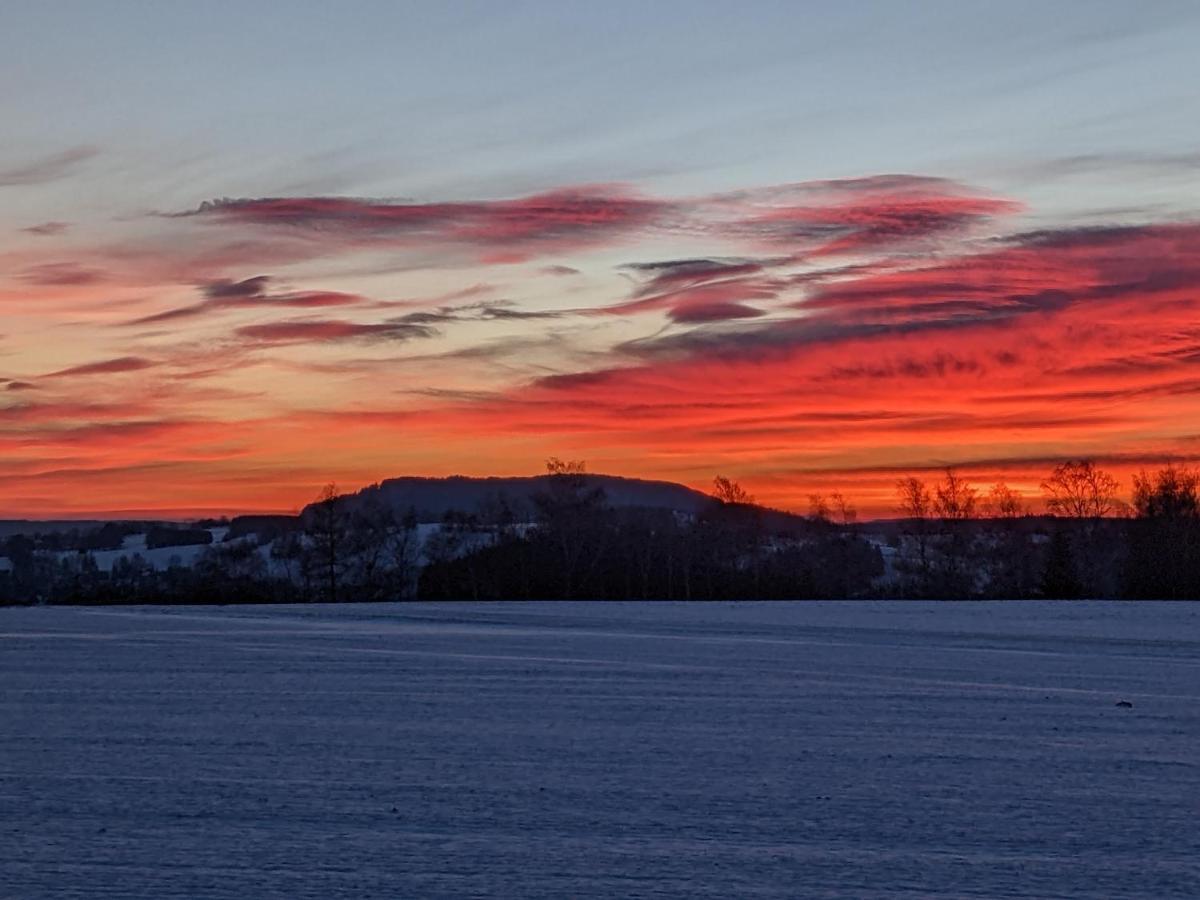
(896, 476, 933, 584)
(896, 476, 932, 520)
(1042, 460, 1121, 518)
(934, 470, 977, 520)
(929, 470, 979, 595)
(830, 491, 857, 526)
(545, 457, 587, 477)
(1041, 460, 1123, 598)
(713, 476, 754, 505)
(808, 493, 831, 522)
(980, 482, 1035, 596)
(271, 530, 309, 595)
(384, 508, 421, 597)
(985, 482, 1025, 519)
(1127, 464, 1200, 598)
(535, 458, 608, 598)
(347, 497, 420, 600)
(305, 483, 347, 602)
(1132, 464, 1199, 519)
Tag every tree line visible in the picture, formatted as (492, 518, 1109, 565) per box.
(887, 460, 1200, 599)
(2, 458, 1198, 604)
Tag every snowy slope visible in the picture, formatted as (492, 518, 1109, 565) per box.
(59, 529, 228, 573)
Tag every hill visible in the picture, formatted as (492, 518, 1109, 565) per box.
(325, 474, 717, 522)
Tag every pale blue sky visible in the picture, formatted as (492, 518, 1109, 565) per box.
(4, 0, 1199, 217)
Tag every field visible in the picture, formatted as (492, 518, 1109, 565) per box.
(3, 601, 1199, 898)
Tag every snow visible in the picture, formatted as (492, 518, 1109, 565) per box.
(84, 539, 203, 573)
(55, 528, 228, 573)
(2, 601, 1198, 898)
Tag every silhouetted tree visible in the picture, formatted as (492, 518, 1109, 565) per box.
(808, 494, 831, 523)
(981, 483, 1033, 597)
(1041, 460, 1122, 596)
(194, 540, 270, 603)
(1125, 464, 1200, 598)
(896, 475, 933, 591)
(545, 457, 587, 477)
(1132, 464, 1199, 519)
(533, 459, 609, 598)
(1042, 460, 1121, 519)
(271, 530, 310, 596)
(830, 492, 857, 527)
(304, 483, 348, 602)
(345, 498, 420, 600)
(1041, 528, 1081, 598)
(934, 469, 977, 520)
(985, 482, 1025, 519)
(703, 475, 765, 595)
(713, 476, 754, 505)
(897, 476, 933, 520)
(931, 470, 979, 596)
(424, 510, 485, 599)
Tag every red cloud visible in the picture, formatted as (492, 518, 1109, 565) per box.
(600, 277, 785, 318)
(741, 192, 1020, 255)
(182, 186, 669, 262)
(141, 176, 1017, 282)
(389, 221, 1200, 515)
(5, 174, 1200, 518)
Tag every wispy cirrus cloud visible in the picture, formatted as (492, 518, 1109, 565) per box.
(735, 191, 1020, 255)
(1005, 150, 1200, 183)
(22, 221, 71, 237)
(0, 400, 155, 424)
(126, 275, 366, 325)
(373, 218, 1200, 512)
(167, 175, 1018, 272)
(42, 356, 157, 379)
(18, 262, 107, 286)
(6, 168, 1200, 516)
(391, 299, 571, 326)
(0, 146, 97, 187)
(175, 186, 670, 263)
(234, 319, 435, 345)
(600, 259, 786, 320)
(622, 258, 770, 291)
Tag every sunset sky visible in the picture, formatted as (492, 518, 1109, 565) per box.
(4, 1, 1200, 517)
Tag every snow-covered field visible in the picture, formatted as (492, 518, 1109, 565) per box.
(2, 601, 1199, 899)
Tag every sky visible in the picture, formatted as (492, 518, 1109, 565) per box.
(3, 1, 1200, 517)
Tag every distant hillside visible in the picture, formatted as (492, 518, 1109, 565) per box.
(225, 515, 301, 542)
(0, 520, 145, 539)
(323, 474, 717, 522)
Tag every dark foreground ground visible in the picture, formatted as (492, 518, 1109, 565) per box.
(2, 601, 1199, 899)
